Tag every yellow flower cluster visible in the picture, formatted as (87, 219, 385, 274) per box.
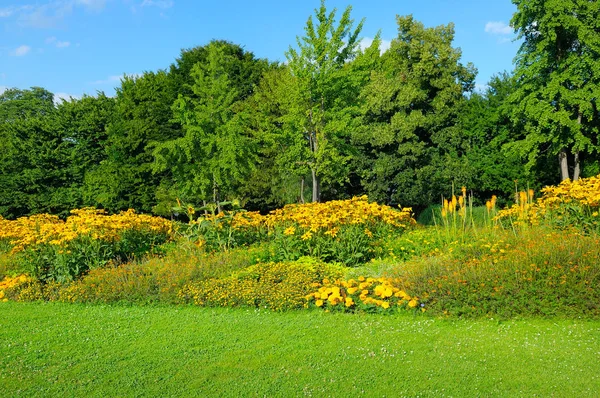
(0, 208, 173, 252)
(495, 174, 600, 224)
(223, 196, 415, 236)
(265, 196, 414, 231)
(441, 187, 468, 218)
(0, 274, 39, 301)
(540, 175, 600, 208)
(179, 261, 344, 311)
(306, 276, 421, 311)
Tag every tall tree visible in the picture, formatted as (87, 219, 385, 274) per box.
(285, 0, 365, 202)
(356, 15, 476, 207)
(461, 72, 555, 199)
(153, 41, 266, 207)
(0, 88, 71, 217)
(83, 71, 180, 213)
(509, 0, 600, 181)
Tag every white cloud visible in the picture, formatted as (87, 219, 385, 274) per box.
(47, 37, 71, 48)
(485, 21, 512, 35)
(0, 7, 15, 18)
(359, 37, 392, 54)
(0, 5, 33, 18)
(90, 73, 141, 86)
(474, 83, 488, 93)
(11, 45, 31, 56)
(8, 1, 109, 29)
(75, 0, 107, 11)
(141, 0, 174, 8)
(90, 75, 123, 85)
(54, 92, 80, 105)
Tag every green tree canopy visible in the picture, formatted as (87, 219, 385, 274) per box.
(509, 0, 600, 181)
(356, 15, 476, 207)
(284, 0, 367, 202)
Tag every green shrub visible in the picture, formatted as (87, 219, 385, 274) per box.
(386, 227, 600, 318)
(179, 258, 345, 311)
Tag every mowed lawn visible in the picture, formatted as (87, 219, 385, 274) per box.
(1, 302, 599, 397)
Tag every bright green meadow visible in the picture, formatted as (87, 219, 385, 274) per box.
(2, 302, 600, 397)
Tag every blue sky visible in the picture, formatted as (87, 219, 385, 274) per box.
(1, 0, 521, 100)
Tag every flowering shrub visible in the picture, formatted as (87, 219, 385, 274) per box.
(0, 208, 174, 282)
(178, 259, 345, 311)
(0, 274, 43, 301)
(387, 228, 600, 318)
(45, 246, 259, 304)
(495, 174, 600, 231)
(306, 276, 423, 313)
(192, 196, 416, 266)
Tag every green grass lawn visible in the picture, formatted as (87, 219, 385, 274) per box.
(2, 302, 600, 397)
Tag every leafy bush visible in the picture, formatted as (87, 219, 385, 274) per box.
(0, 208, 173, 282)
(45, 245, 260, 304)
(386, 227, 600, 318)
(0, 274, 43, 301)
(193, 196, 416, 266)
(179, 258, 345, 311)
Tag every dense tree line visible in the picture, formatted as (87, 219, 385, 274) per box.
(1, 1, 599, 219)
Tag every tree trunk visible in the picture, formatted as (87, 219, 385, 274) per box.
(311, 168, 320, 203)
(573, 152, 580, 181)
(559, 149, 570, 181)
(573, 111, 582, 181)
(300, 177, 305, 204)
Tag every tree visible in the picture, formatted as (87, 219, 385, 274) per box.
(0, 88, 71, 217)
(55, 93, 116, 210)
(509, 0, 600, 181)
(83, 71, 180, 213)
(153, 41, 266, 208)
(356, 15, 476, 207)
(461, 72, 555, 200)
(285, 0, 365, 202)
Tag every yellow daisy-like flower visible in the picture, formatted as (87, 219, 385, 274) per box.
(345, 297, 354, 307)
(381, 301, 390, 309)
(408, 299, 418, 308)
(283, 226, 296, 236)
(301, 231, 313, 240)
(315, 299, 324, 307)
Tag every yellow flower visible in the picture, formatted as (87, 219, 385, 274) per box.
(381, 301, 390, 309)
(315, 299, 324, 307)
(345, 297, 354, 307)
(301, 231, 313, 240)
(347, 287, 358, 294)
(283, 226, 296, 236)
(408, 299, 418, 308)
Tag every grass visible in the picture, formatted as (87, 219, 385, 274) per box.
(2, 302, 600, 397)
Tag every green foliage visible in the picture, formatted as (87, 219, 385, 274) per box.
(390, 227, 600, 318)
(42, 245, 259, 304)
(509, 0, 600, 181)
(355, 15, 476, 207)
(18, 229, 170, 283)
(153, 41, 267, 205)
(83, 71, 180, 213)
(284, 0, 368, 202)
(179, 259, 345, 311)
